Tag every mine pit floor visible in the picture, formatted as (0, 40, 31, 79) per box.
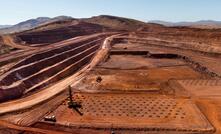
(75, 66, 206, 93)
(2, 35, 221, 134)
(40, 93, 214, 133)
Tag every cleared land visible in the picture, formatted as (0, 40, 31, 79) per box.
(0, 15, 221, 134)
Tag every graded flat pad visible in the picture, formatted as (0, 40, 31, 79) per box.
(178, 79, 221, 97)
(45, 93, 214, 133)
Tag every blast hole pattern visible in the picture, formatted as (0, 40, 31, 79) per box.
(73, 94, 186, 119)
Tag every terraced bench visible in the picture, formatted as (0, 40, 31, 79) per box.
(0, 36, 105, 102)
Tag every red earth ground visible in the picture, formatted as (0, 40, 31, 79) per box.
(0, 15, 221, 134)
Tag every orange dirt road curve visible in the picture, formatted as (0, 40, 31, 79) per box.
(0, 120, 72, 134)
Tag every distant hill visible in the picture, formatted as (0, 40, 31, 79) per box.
(2, 16, 221, 35)
(83, 15, 147, 31)
(149, 20, 221, 29)
(0, 25, 12, 29)
(0, 16, 72, 34)
(0, 15, 164, 35)
(18, 15, 153, 33)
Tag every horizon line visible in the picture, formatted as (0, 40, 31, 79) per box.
(1, 15, 221, 25)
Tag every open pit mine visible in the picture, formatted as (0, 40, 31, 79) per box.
(0, 15, 221, 134)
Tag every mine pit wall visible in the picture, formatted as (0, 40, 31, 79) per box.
(16, 22, 110, 45)
(24, 51, 97, 94)
(110, 50, 180, 59)
(180, 56, 220, 78)
(0, 38, 104, 102)
(115, 37, 221, 55)
(136, 26, 221, 45)
(150, 53, 220, 78)
(0, 50, 98, 102)
(110, 50, 148, 55)
(25, 45, 98, 87)
(9, 37, 104, 70)
(1, 39, 102, 86)
(110, 37, 221, 78)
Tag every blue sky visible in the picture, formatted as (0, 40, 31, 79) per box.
(1, 0, 221, 25)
